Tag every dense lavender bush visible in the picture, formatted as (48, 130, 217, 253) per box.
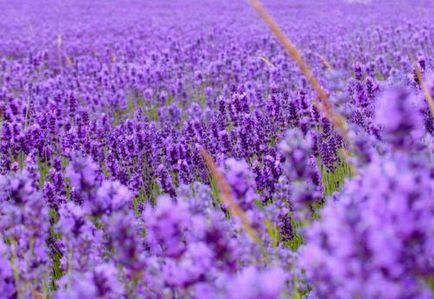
(301, 153, 434, 299)
(0, 0, 433, 298)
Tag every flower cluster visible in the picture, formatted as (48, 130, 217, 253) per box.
(0, 0, 433, 298)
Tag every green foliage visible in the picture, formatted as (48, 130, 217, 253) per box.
(265, 220, 279, 247)
(321, 160, 352, 197)
(17, 152, 25, 170)
(147, 177, 161, 206)
(133, 190, 146, 216)
(427, 277, 434, 294)
(37, 158, 50, 189)
(284, 217, 304, 252)
(148, 104, 159, 122)
(208, 174, 221, 209)
(49, 209, 63, 290)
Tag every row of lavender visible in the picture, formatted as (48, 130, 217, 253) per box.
(0, 0, 433, 298)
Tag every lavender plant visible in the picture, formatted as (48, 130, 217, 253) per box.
(0, 0, 433, 298)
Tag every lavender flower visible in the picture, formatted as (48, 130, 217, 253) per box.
(228, 267, 286, 299)
(0, 239, 15, 298)
(143, 195, 191, 258)
(300, 154, 434, 298)
(0, 0, 433, 297)
(375, 88, 424, 150)
(56, 263, 124, 299)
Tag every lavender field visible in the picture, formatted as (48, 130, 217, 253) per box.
(0, 0, 433, 298)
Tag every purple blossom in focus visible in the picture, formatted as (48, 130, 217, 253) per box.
(0, 0, 433, 297)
